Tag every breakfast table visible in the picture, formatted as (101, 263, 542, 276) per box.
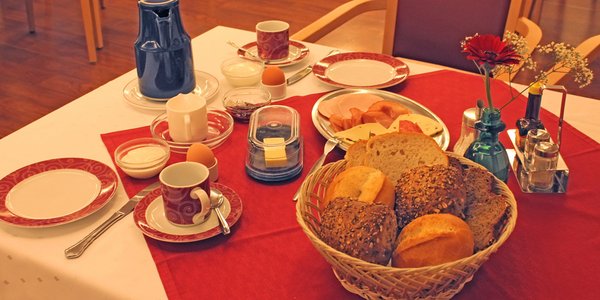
(1, 26, 599, 299)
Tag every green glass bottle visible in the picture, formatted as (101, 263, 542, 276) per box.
(464, 107, 510, 182)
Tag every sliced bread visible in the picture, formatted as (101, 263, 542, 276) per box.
(464, 193, 509, 251)
(361, 132, 448, 184)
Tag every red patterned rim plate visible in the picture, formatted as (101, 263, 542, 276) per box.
(312, 52, 410, 89)
(237, 41, 310, 67)
(134, 183, 243, 243)
(0, 158, 118, 228)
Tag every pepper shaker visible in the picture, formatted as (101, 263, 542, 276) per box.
(524, 129, 551, 168)
(528, 141, 559, 191)
(453, 107, 479, 156)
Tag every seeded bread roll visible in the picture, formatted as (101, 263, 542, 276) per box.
(465, 193, 509, 251)
(319, 198, 398, 265)
(395, 164, 466, 229)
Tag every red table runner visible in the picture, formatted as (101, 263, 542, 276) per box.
(101, 70, 600, 299)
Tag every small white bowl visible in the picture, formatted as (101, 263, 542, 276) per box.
(220, 57, 264, 87)
(115, 138, 170, 179)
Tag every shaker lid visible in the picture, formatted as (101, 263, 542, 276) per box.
(534, 141, 559, 158)
(462, 107, 478, 127)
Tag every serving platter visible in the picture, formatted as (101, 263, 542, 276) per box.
(0, 158, 118, 227)
(123, 70, 220, 111)
(134, 183, 242, 242)
(311, 89, 450, 151)
(312, 52, 409, 89)
(237, 41, 310, 67)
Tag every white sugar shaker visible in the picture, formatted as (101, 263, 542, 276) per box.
(453, 107, 479, 156)
(528, 141, 559, 191)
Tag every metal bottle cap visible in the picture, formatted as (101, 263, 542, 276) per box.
(527, 129, 551, 143)
(462, 107, 478, 127)
(534, 141, 559, 158)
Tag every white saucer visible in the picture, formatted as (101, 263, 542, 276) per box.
(133, 183, 242, 242)
(122, 70, 220, 111)
(237, 41, 310, 67)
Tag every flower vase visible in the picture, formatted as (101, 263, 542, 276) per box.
(464, 107, 510, 182)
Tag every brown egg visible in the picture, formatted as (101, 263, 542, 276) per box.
(261, 66, 285, 85)
(186, 143, 216, 167)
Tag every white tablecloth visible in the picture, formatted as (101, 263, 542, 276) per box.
(1, 26, 598, 299)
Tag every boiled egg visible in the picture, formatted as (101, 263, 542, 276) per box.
(186, 143, 216, 167)
(261, 66, 285, 85)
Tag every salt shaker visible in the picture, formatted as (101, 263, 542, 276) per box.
(528, 141, 559, 191)
(453, 107, 479, 156)
(524, 129, 551, 168)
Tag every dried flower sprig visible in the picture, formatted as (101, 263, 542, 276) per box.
(461, 32, 594, 111)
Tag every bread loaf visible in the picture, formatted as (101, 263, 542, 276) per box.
(347, 132, 448, 184)
(395, 164, 466, 229)
(344, 140, 368, 168)
(463, 165, 494, 207)
(392, 214, 474, 268)
(464, 193, 509, 251)
(319, 198, 398, 265)
(323, 166, 395, 210)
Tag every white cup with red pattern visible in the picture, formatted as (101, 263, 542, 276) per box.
(159, 162, 212, 226)
(256, 20, 289, 60)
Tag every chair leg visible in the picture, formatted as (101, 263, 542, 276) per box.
(25, 0, 35, 33)
(80, 0, 97, 63)
(91, 0, 104, 49)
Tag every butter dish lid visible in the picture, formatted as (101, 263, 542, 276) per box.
(248, 105, 300, 146)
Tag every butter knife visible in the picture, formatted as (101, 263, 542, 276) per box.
(65, 181, 160, 259)
(286, 49, 340, 86)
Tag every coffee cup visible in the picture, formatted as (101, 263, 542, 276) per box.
(166, 93, 209, 143)
(159, 162, 213, 226)
(256, 20, 289, 60)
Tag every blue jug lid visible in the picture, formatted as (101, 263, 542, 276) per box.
(140, 0, 177, 6)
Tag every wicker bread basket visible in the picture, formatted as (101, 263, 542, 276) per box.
(295, 153, 517, 299)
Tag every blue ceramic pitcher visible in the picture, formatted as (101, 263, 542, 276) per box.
(134, 0, 195, 99)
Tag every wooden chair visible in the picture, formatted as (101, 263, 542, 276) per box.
(544, 35, 600, 85)
(293, 0, 540, 78)
(24, 0, 104, 63)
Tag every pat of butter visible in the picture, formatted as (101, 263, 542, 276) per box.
(333, 123, 388, 143)
(263, 137, 287, 168)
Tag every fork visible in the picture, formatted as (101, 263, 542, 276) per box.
(226, 40, 267, 63)
(293, 138, 340, 201)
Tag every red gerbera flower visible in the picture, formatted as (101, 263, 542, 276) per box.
(462, 34, 521, 68)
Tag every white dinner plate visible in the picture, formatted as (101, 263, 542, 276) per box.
(134, 183, 243, 243)
(311, 89, 450, 151)
(122, 70, 220, 111)
(0, 158, 118, 227)
(237, 41, 310, 67)
(312, 52, 409, 89)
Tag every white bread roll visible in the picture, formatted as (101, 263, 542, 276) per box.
(323, 165, 395, 210)
(392, 214, 474, 268)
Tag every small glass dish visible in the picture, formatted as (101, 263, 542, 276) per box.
(150, 110, 234, 153)
(114, 138, 170, 179)
(220, 57, 264, 87)
(223, 87, 271, 122)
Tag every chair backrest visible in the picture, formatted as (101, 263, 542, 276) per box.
(383, 0, 523, 73)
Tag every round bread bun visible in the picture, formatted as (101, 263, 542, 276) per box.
(392, 214, 474, 268)
(322, 166, 395, 210)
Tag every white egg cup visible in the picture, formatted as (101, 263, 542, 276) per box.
(261, 82, 286, 100)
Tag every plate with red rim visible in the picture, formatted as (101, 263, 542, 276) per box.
(237, 41, 310, 67)
(134, 183, 242, 243)
(312, 52, 410, 89)
(0, 158, 118, 228)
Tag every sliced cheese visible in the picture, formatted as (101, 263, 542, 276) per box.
(333, 122, 389, 143)
(388, 114, 443, 136)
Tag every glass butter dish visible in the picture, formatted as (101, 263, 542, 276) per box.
(245, 105, 303, 182)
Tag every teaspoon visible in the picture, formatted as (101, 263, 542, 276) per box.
(211, 189, 230, 235)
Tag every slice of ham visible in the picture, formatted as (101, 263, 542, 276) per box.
(318, 93, 384, 119)
(367, 100, 411, 119)
(397, 120, 423, 133)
